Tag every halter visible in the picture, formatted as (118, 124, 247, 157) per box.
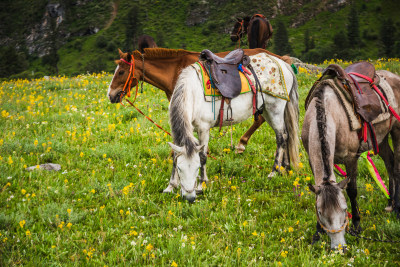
(174, 153, 198, 194)
(315, 204, 349, 234)
(119, 53, 147, 104)
(119, 56, 136, 102)
(231, 20, 245, 47)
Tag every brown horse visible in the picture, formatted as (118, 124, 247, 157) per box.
(302, 69, 400, 249)
(137, 35, 157, 53)
(230, 14, 273, 49)
(107, 47, 289, 153)
(230, 14, 275, 152)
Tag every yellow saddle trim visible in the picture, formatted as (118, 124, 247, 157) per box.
(195, 62, 251, 98)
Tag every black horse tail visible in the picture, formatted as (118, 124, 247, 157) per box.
(315, 88, 332, 180)
(249, 19, 260, 49)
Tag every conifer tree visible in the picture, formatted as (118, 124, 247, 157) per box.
(303, 29, 310, 53)
(380, 18, 395, 57)
(274, 20, 292, 55)
(125, 6, 140, 51)
(347, 2, 360, 48)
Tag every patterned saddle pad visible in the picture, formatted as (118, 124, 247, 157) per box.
(192, 52, 290, 102)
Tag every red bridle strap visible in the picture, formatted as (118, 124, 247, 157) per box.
(120, 57, 136, 100)
(120, 58, 132, 66)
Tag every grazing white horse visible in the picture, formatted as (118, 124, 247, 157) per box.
(165, 54, 299, 202)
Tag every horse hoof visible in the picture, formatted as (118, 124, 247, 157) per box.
(163, 185, 175, 193)
(268, 171, 277, 179)
(385, 206, 393, 212)
(195, 184, 204, 194)
(311, 233, 321, 245)
(235, 144, 245, 154)
(351, 224, 362, 234)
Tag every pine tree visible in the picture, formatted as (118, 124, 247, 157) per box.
(274, 21, 292, 55)
(347, 2, 360, 48)
(125, 6, 140, 51)
(380, 18, 396, 57)
(303, 29, 310, 53)
(333, 31, 349, 59)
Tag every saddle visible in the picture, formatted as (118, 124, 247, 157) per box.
(199, 49, 250, 99)
(322, 62, 381, 123)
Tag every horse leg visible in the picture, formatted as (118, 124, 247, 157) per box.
(197, 127, 210, 192)
(262, 109, 288, 178)
(236, 116, 265, 153)
(391, 127, 400, 218)
(345, 159, 362, 232)
(378, 136, 395, 211)
(311, 222, 325, 245)
(163, 153, 179, 193)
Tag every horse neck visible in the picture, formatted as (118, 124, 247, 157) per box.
(134, 54, 199, 99)
(169, 67, 198, 157)
(310, 87, 337, 185)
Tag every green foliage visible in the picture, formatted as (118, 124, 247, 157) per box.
(3, 0, 400, 76)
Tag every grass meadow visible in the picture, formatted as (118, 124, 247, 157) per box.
(1, 59, 400, 266)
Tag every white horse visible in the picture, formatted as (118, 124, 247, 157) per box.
(165, 55, 300, 202)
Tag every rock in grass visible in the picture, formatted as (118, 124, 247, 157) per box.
(26, 163, 61, 172)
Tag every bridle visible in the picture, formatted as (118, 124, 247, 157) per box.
(315, 203, 349, 234)
(231, 20, 245, 46)
(119, 53, 146, 104)
(174, 153, 198, 194)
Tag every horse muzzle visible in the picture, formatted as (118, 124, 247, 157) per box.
(181, 189, 196, 203)
(109, 91, 124, 103)
(230, 35, 239, 42)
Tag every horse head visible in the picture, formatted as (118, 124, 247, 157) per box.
(308, 177, 350, 250)
(230, 17, 250, 42)
(107, 49, 139, 103)
(168, 142, 204, 203)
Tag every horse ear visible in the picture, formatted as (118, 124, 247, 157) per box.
(337, 177, 350, 189)
(195, 145, 205, 153)
(236, 17, 242, 22)
(168, 142, 184, 154)
(308, 183, 320, 194)
(118, 49, 124, 58)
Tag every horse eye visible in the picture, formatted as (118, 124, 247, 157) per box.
(119, 70, 125, 76)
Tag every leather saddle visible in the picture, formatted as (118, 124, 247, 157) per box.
(199, 49, 250, 99)
(323, 62, 382, 123)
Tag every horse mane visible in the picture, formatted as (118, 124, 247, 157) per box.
(132, 48, 195, 59)
(169, 67, 199, 157)
(315, 88, 332, 179)
(320, 181, 341, 213)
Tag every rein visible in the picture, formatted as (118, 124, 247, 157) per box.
(119, 55, 172, 136)
(118, 56, 218, 160)
(233, 20, 244, 48)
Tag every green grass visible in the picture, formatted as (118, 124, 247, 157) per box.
(1, 61, 400, 265)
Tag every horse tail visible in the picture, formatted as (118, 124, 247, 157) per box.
(284, 70, 300, 167)
(249, 19, 260, 49)
(314, 87, 331, 179)
(169, 67, 198, 157)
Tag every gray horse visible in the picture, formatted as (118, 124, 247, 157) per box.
(302, 69, 400, 249)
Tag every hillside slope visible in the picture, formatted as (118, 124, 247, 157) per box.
(1, 0, 399, 78)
